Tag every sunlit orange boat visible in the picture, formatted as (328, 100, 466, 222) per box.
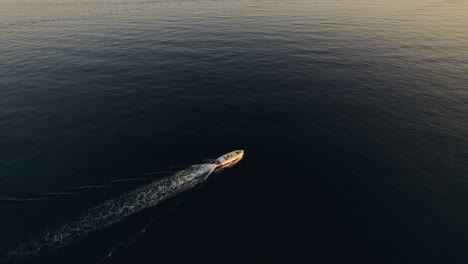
(215, 150, 244, 169)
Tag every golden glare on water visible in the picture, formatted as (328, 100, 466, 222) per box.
(0, 0, 468, 263)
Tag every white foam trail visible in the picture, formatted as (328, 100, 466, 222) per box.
(4, 164, 216, 262)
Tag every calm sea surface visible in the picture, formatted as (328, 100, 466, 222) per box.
(1, 0, 468, 263)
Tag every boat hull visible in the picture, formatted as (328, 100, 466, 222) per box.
(215, 150, 244, 169)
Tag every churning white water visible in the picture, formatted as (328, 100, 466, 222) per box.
(5, 164, 216, 262)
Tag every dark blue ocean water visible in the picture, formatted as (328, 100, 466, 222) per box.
(1, 0, 468, 263)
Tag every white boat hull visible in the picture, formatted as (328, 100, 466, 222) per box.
(215, 150, 244, 169)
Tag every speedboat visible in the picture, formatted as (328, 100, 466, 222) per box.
(215, 150, 244, 169)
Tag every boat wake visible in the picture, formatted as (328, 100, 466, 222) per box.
(2, 163, 217, 263)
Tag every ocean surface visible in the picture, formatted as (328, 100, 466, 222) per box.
(1, 0, 468, 263)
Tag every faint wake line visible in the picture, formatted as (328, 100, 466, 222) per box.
(3, 164, 216, 263)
